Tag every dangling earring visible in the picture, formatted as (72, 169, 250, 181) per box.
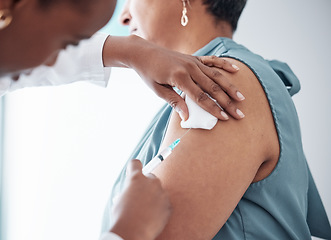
(0, 9, 13, 30)
(181, 0, 188, 27)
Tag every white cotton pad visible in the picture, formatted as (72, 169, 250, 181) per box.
(180, 95, 218, 130)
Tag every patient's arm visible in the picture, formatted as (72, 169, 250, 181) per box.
(152, 58, 280, 240)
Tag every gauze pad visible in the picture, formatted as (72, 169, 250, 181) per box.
(180, 95, 218, 130)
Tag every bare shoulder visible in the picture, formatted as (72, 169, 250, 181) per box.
(153, 58, 279, 239)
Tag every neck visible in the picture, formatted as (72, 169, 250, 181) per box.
(176, 21, 233, 55)
(171, 2, 234, 55)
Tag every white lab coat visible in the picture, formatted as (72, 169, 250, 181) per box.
(0, 32, 111, 97)
(0, 32, 124, 240)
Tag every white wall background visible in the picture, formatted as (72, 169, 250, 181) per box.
(2, 0, 330, 240)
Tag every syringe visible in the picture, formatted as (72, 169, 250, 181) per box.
(142, 128, 191, 175)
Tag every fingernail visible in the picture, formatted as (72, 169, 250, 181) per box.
(236, 91, 245, 100)
(221, 111, 229, 120)
(236, 109, 245, 118)
(232, 64, 240, 70)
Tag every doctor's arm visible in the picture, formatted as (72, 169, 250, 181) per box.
(102, 34, 245, 121)
(151, 58, 280, 239)
(5, 33, 245, 120)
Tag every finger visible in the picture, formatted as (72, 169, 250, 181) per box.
(185, 65, 244, 120)
(210, 90, 245, 120)
(199, 62, 245, 102)
(202, 63, 244, 102)
(126, 159, 143, 177)
(192, 65, 245, 119)
(174, 75, 231, 121)
(153, 84, 189, 121)
(197, 55, 240, 73)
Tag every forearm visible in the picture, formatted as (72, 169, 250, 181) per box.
(102, 35, 163, 69)
(101, 35, 245, 121)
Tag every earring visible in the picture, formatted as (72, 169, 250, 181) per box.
(181, 0, 188, 27)
(0, 9, 13, 30)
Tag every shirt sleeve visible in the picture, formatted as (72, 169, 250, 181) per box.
(99, 232, 124, 240)
(1, 32, 111, 95)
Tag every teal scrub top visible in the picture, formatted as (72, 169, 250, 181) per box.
(102, 38, 331, 239)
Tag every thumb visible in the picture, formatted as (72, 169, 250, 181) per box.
(126, 159, 143, 177)
(172, 96, 189, 122)
(157, 86, 189, 121)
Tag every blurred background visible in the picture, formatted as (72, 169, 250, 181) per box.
(1, 0, 330, 239)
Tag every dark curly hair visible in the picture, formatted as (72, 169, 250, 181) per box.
(203, 0, 247, 31)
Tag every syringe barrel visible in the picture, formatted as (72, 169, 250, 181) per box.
(142, 147, 172, 175)
(159, 147, 172, 160)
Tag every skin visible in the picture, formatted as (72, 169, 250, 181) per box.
(120, 0, 280, 239)
(119, 0, 245, 120)
(0, 0, 248, 238)
(102, 35, 246, 120)
(0, 0, 171, 239)
(111, 160, 172, 240)
(0, 0, 116, 76)
(0, 0, 245, 121)
(120, 0, 233, 54)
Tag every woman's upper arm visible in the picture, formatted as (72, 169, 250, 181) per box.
(152, 59, 279, 240)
